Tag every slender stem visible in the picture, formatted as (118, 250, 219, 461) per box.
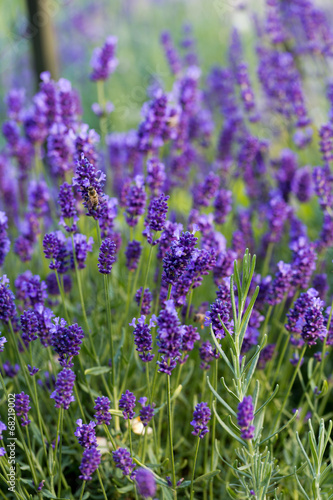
(96, 469, 108, 500)
(209, 358, 218, 500)
(272, 345, 307, 433)
(186, 289, 194, 322)
(271, 331, 289, 388)
(139, 242, 154, 313)
(57, 408, 64, 497)
(104, 274, 119, 432)
(103, 424, 117, 450)
(54, 269, 70, 324)
(166, 374, 177, 497)
(190, 437, 201, 500)
(79, 481, 86, 500)
(262, 242, 274, 277)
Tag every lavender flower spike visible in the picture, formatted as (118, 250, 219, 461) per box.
(190, 402, 211, 438)
(94, 396, 112, 425)
(15, 392, 31, 426)
(50, 368, 75, 410)
(135, 467, 157, 498)
(79, 446, 101, 481)
(119, 390, 136, 420)
(98, 238, 117, 274)
(237, 396, 255, 440)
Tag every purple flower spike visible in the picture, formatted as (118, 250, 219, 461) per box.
(15, 392, 31, 426)
(156, 300, 184, 375)
(79, 445, 101, 481)
(74, 419, 97, 448)
(112, 447, 136, 477)
(125, 175, 147, 228)
(135, 467, 157, 498)
(73, 154, 106, 220)
(144, 194, 169, 243)
(237, 396, 255, 440)
(135, 288, 152, 316)
(190, 402, 211, 438)
(0, 421, 7, 440)
(50, 368, 75, 410)
(0, 275, 16, 323)
(125, 240, 142, 271)
(90, 36, 118, 81)
(21, 310, 39, 346)
(130, 315, 156, 362)
(58, 182, 78, 233)
(94, 396, 112, 425)
(98, 238, 117, 274)
(119, 390, 136, 420)
(50, 318, 84, 367)
(139, 397, 155, 427)
(0, 336, 7, 352)
(301, 297, 327, 346)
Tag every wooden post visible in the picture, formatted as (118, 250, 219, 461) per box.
(25, 0, 59, 87)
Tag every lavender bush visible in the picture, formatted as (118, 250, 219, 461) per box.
(0, 1, 333, 499)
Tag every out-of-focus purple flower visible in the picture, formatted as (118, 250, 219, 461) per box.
(46, 273, 72, 296)
(266, 195, 291, 244)
(236, 62, 259, 121)
(144, 194, 169, 243)
(91, 101, 114, 117)
(15, 271, 47, 308)
(291, 167, 313, 203)
(267, 261, 293, 306)
(0, 448, 5, 456)
(258, 344, 276, 369)
(192, 172, 219, 208)
(160, 31, 182, 75)
(90, 36, 118, 81)
(73, 154, 106, 219)
(291, 237, 317, 290)
(98, 238, 117, 274)
(0, 421, 6, 440)
(50, 368, 75, 410)
(301, 297, 327, 346)
(72, 233, 94, 269)
(312, 274, 328, 300)
(21, 310, 38, 346)
(135, 288, 152, 316)
(0, 336, 7, 352)
(162, 231, 198, 286)
(213, 189, 232, 225)
(205, 287, 232, 339)
(34, 306, 54, 347)
(265, 0, 288, 44)
(199, 340, 219, 370)
(135, 467, 157, 498)
(319, 123, 333, 165)
(94, 396, 112, 425)
(43, 231, 70, 274)
(237, 396, 255, 440)
(27, 365, 39, 376)
(119, 390, 136, 420)
(181, 325, 200, 356)
(58, 182, 78, 232)
(313, 165, 332, 211)
(5, 88, 25, 120)
(15, 392, 31, 426)
(191, 402, 211, 438)
(112, 448, 135, 477)
(75, 419, 97, 448)
(50, 317, 84, 367)
(125, 175, 146, 227)
(156, 300, 185, 375)
(290, 352, 304, 366)
(0, 275, 17, 323)
(99, 196, 118, 239)
(79, 445, 101, 481)
(146, 157, 166, 196)
(125, 240, 142, 271)
(27, 179, 50, 216)
(138, 397, 155, 427)
(0, 212, 10, 267)
(1, 361, 20, 378)
(157, 221, 183, 261)
(130, 315, 156, 362)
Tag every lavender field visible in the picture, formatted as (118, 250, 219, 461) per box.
(0, 0, 333, 498)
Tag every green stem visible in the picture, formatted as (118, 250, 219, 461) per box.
(190, 437, 201, 500)
(79, 481, 86, 500)
(57, 408, 64, 497)
(271, 330, 289, 388)
(272, 345, 307, 433)
(139, 242, 154, 313)
(167, 374, 177, 497)
(262, 242, 274, 277)
(104, 274, 119, 432)
(54, 269, 70, 324)
(209, 358, 218, 500)
(96, 469, 108, 500)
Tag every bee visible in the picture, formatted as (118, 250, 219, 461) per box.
(87, 186, 99, 210)
(194, 313, 206, 329)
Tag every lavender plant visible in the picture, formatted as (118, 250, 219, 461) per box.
(0, 1, 333, 499)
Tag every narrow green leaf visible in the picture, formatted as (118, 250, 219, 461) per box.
(243, 334, 266, 393)
(109, 409, 123, 417)
(207, 376, 237, 417)
(296, 431, 315, 476)
(213, 401, 246, 446)
(254, 385, 279, 417)
(238, 287, 259, 347)
(307, 429, 319, 473)
(234, 260, 242, 305)
(260, 411, 299, 446)
(210, 326, 234, 374)
(84, 366, 111, 376)
(230, 275, 238, 330)
(220, 377, 240, 402)
(194, 470, 220, 483)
